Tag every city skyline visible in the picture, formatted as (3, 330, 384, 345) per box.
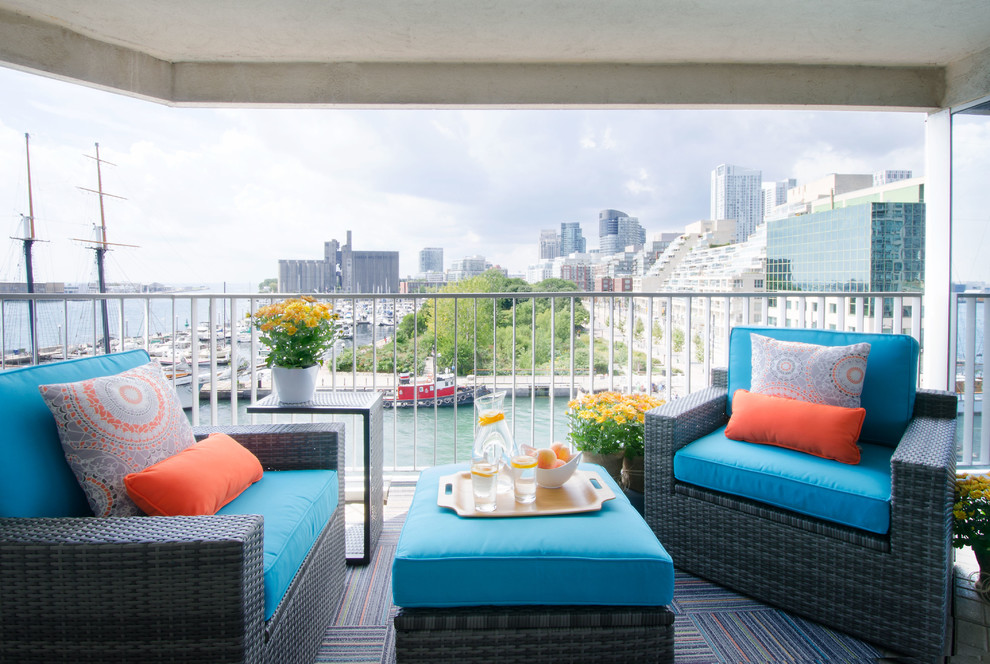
(0, 65, 934, 288)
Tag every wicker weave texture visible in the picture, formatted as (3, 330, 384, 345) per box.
(1, 422, 347, 664)
(368, 401, 384, 561)
(393, 605, 675, 663)
(645, 385, 956, 661)
(1, 515, 266, 664)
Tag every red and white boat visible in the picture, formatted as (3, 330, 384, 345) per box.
(383, 373, 488, 408)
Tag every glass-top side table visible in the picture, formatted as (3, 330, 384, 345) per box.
(247, 391, 383, 565)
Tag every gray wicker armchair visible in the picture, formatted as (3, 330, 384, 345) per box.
(645, 330, 957, 661)
(0, 422, 346, 664)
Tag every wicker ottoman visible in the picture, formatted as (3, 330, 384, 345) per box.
(391, 464, 675, 664)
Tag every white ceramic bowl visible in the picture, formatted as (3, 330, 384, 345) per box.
(536, 451, 582, 488)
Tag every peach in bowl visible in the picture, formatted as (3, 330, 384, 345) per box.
(536, 450, 582, 488)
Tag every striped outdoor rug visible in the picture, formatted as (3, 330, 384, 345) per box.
(318, 483, 888, 663)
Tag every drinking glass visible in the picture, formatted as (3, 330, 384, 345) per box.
(510, 454, 537, 503)
(470, 461, 498, 512)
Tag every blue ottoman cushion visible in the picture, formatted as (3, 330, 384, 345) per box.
(219, 468, 339, 620)
(392, 463, 674, 608)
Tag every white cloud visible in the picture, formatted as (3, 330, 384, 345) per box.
(0, 68, 935, 287)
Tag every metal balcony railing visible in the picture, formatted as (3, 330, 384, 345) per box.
(4, 288, 981, 471)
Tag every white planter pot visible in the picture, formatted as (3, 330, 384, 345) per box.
(272, 365, 319, 403)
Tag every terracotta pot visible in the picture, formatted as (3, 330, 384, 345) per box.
(582, 451, 624, 487)
(272, 365, 319, 403)
(621, 454, 644, 493)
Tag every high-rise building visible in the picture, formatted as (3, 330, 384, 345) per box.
(559, 222, 586, 256)
(526, 260, 557, 284)
(558, 255, 597, 292)
(598, 209, 646, 255)
(344, 251, 400, 293)
(447, 255, 490, 282)
(711, 164, 763, 243)
(278, 259, 328, 293)
(278, 230, 399, 294)
(762, 178, 796, 220)
(324, 239, 340, 291)
(766, 173, 876, 221)
(419, 247, 444, 274)
(337, 231, 399, 293)
(766, 202, 925, 292)
(873, 169, 913, 187)
(634, 232, 681, 276)
(539, 229, 560, 259)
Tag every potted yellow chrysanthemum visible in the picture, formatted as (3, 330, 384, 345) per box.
(250, 296, 340, 403)
(955, 472, 990, 587)
(566, 391, 664, 491)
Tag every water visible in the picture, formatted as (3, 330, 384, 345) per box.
(191, 393, 573, 472)
(2, 291, 392, 354)
(2, 296, 254, 352)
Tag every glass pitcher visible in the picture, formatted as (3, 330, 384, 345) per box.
(472, 390, 518, 493)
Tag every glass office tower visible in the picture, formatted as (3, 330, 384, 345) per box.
(766, 202, 925, 292)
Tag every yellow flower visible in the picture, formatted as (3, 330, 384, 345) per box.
(566, 390, 665, 456)
(249, 297, 341, 368)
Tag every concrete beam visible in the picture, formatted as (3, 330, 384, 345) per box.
(171, 62, 944, 111)
(945, 44, 990, 109)
(0, 7, 172, 103)
(0, 6, 948, 110)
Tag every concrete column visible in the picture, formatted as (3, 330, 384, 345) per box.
(922, 109, 952, 390)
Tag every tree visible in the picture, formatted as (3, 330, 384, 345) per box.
(673, 327, 685, 353)
(652, 320, 663, 343)
(258, 278, 277, 293)
(534, 277, 578, 292)
(428, 274, 497, 374)
(494, 276, 533, 310)
(693, 333, 705, 363)
(396, 306, 429, 340)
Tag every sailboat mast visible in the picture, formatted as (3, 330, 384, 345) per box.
(95, 143, 109, 248)
(74, 143, 133, 356)
(22, 132, 38, 363)
(94, 142, 111, 354)
(25, 134, 35, 237)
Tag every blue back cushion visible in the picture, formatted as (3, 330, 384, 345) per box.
(727, 327, 919, 447)
(0, 350, 151, 517)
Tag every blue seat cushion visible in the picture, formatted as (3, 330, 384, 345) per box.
(219, 469, 339, 621)
(674, 427, 893, 534)
(726, 326, 919, 447)
(392, 464, 674, 608)
(0, 349, 151, 517)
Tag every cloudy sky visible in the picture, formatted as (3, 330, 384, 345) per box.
(0, 64, 940, 291)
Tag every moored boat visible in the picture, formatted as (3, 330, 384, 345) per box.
(383, 372, 489, 408)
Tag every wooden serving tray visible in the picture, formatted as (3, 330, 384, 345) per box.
(436, 469, 616, 517)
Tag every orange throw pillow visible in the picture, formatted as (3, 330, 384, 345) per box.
(124, 433, 263, 516)
(725, 389, 865, 464)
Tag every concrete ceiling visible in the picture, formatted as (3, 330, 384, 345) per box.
(1, 0, 989, 109)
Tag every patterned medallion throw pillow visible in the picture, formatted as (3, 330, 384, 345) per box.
(750, 333, 871, 409)
(39, 361, 196, 517)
